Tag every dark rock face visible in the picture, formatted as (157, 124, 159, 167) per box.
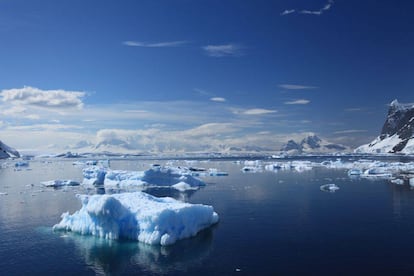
(301, 135, 321, 149)
(357, 100, 414, 154)
(0, 140, 20, 159)
(281, 140, 302, 151)
(280, 135, 347, 153)
(380, 100, 414, 153)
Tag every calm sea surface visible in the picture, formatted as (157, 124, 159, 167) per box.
(1, 158, 414, 275)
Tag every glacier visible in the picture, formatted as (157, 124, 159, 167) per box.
(53, 192, 219, 246)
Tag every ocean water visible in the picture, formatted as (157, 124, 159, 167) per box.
(1, 158, 414, 275)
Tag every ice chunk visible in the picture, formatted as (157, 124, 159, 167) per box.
(53, 192, 219, 246)
(142, 166, 205, 187)
(82, 166, 107, 185)
(320, 184, 340, 192)
(104, 170, 145, 187)
(347, 169, 362, 176)
(390, 178, 404, 185)
(42, 180, 80, 187)
(410, 178, 414, 187)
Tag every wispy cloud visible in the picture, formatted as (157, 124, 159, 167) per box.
(210, 97, 226, 102)
(284, 99, 310, 105)
(278, 84, 317, 90)
(0, 86, 85, 109)
(334, 129, 368, 134)
(344, 108, 363, 112)
(281, 9, 296, 16)
(281, 0, 334, 16)
(202, 44, 244, 57)
(242, 108, 277, 115)
(123, 40, 188, 48)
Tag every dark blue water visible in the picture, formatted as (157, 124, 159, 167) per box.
(1, 159, 414, 275)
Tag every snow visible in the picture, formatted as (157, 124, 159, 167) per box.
(355, 134, 403, 154)
(53, 192, 219, 246)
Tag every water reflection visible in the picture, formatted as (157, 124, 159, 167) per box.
(60, 226, 215, 275)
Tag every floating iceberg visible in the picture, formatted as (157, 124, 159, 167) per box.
(53, 192, 219, 246)
(82, 165, 205, 191)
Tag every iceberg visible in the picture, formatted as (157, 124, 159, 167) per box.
(53, 192, 219, 246)
(82, 165, 205, 191)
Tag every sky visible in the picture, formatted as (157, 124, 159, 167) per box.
(0, 0, 413, 154)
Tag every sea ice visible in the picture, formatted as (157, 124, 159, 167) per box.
(53, 192, 219, 246)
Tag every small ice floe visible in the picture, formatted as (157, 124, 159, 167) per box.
(15, 161, 29, 167)
(53, 192, 219, 246)
(410, 178, 414, 188)
(347, 169, 362, 176)
(41, 180, 80, 188)
(207, 168, 228, 176)
(390, 178, 404, 185)
(320, 184, 340, 193)
(241, 166, 262, 173)
(0, 192, 8, 196)
(361, 168, 393, 179)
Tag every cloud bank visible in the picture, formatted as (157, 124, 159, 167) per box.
(0, 86, 85, 109)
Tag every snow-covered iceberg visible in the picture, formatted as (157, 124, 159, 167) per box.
(53, 192, 219, 246)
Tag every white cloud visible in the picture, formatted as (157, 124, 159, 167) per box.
(278, 84, 317, 90)
(210, 97, 226, 102)
(202, 44, 244, 57)
(123, 40, 188, 47)
(242, 108, 277, 115)
(281, 9, 295, 16)
(281, 0, 334, 16)
(0, 86, 85, 109)
(284, 99, 310, 105)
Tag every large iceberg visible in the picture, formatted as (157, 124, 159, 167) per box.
(53, 192, 219, 246)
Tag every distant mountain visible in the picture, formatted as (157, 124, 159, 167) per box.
(355, 100, 414, 154)
(280, 134, 348, 154)
(0, 140, 20, 159)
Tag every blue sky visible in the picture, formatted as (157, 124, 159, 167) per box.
(0, 0, 413, 153)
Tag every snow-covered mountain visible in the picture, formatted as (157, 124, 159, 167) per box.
(355, 100, 414, 154)
(280, 134, 348, 154)
(0, 140, 20, 159)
